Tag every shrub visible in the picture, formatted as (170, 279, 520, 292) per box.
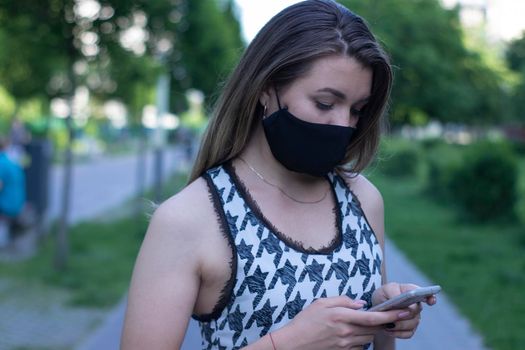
(518, 200, 525, 226)
(377, 139, 420, 178)
(449, 142, 518, 221)
(510, 141, 525, 157)
(420, 137, 446, 150)
(424, 142, 464, 201)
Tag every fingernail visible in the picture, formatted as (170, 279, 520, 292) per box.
(398, 311, 411, 318)
(385, 323, 395, 329)
(355, 300, 367, 305)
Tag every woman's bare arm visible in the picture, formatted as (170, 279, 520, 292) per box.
(121, 180, 210, 350)
(346, 174, 395, 350)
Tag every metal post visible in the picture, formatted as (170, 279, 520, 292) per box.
(153, 67, 170, 203)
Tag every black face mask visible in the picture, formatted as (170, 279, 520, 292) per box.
(262, 92, 356, 177)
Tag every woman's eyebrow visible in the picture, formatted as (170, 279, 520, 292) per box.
(316, 87, 370, 104)
(353, 97, 370, 106)
(316, 87, 346, 99)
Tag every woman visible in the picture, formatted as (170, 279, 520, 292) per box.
(121, 1, 436, 349)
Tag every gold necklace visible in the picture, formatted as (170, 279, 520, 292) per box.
(238, 157, 329, 204)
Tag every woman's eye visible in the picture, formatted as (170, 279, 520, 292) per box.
(351, 106, 366, 118)
(316, 102, 334, 110)
(350, 108, 362, 116)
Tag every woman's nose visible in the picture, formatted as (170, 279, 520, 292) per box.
(332, 108, 357, 128)
(348, 113, 359, 128)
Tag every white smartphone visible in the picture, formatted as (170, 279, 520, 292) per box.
(368, 285, 441, 312)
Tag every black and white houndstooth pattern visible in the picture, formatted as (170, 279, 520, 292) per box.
(196, 164, 383, 349)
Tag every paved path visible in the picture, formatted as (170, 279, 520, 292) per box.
(385, 241, 488, 350)
(47, 147, 184, 224)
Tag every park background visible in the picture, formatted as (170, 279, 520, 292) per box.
(0, 0, 524, 349)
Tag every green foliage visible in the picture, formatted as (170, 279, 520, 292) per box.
(0, 85, 15, 133)
(100, 0, 186, 114)
(0, 216, 147, 307)
(340, 0, 506, 126)
(377, 138, 420, 177)
(449, 142, 518, 221)
(420, 137, 445, 150)
(424, 141, 464, 201)
(0, 3, 67, 102)
(92, 42, 160, 125)
(506, 34, 525, 72)
(518, 161, 525, 225)
(461, 51, 506, 123)
(0, 0, 245, 129)
(371, 172, 525, 350)
(50, 217, 148, 306)
(504, 30, 525, 121)
(178, 0, 244, 107)
(373, 137, 525, 348)
(510, 140, 525, 157)
(507, 67, 525, 121)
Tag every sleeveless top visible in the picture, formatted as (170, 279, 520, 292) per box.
(192, 163, 383, 349)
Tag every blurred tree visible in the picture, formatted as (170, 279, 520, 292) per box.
(509, 70, 525, 121)
(0, 0, 171, 269)
(0, 85, 16, 133)
(100, 0, 244, 112)
(341, 0, 505, 126)
(0, 3, 66, 116)
(506, 33, 525, 121)
(0, 0, 244, 120)
(177, 0, 244, 108)
(0, 0, 244, 259)
(506, 33, 525, 72)
(461, 50, 506, 124)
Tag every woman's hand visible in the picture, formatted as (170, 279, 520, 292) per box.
(372, 283, 437, 339)
(270, 295, 411, 350)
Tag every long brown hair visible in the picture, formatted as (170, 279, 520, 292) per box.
(189, 0, 392, 182)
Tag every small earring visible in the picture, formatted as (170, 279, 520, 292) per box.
(263, 104, 267, 118)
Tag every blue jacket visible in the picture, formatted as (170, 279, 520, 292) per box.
(0, 152, 26, 217)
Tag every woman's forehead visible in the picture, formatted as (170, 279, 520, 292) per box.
(286, 55, 372, 100)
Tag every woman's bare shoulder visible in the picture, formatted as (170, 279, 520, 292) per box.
(343, 173, 383, 207)
(129, 175, 222, 296)
(147, 176, 216, 244)
(341, 172, 385, 242)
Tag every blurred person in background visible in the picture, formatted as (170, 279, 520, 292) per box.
(8, 116, 30, 165)
(0, 136, 26, 248)
(122, 1, 436, 349)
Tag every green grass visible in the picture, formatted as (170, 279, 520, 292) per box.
(517, 160, 525, 223)
(0, 171, 188, 308)
(0, 217, 147, 308)
(369, 147, 525, 350)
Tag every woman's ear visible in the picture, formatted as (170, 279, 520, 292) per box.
(259, 88, 271, 108)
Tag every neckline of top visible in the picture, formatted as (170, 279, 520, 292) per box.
(221, 161, 344, 255)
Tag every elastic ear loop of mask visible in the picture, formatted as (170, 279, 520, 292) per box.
(274, 86, 283, 110)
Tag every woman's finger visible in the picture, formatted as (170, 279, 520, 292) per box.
(337, 323, 385, 337)
(384, 312, 421, 339)
(342, 334, 373, 348)
(385, 317, 420, 332)
(426, 295, 438, 305)
(399, 283, 420, 293)
(334, 307, 409, 327)
(317, 295, 368, 309)
(386, 330, 416, 339)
